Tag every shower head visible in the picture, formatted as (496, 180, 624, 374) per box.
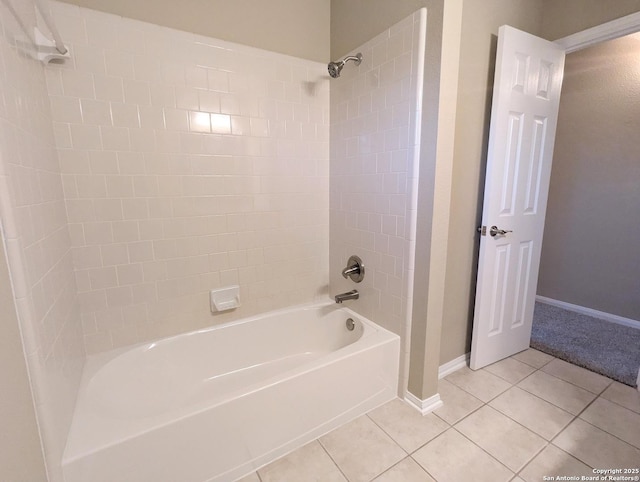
(327, 53, 363, 78)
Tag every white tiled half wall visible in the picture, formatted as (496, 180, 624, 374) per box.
(0, 1, 84, 480)
(47, 1, 330, 354)
(330, 10, 425, 390)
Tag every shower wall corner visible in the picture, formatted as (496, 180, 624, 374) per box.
(328, 8, 428, 397)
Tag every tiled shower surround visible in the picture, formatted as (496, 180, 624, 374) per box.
(0, 1, 425, 479)
(0, 1, 84, 480)
(330, 10, 425, 390)
(46, 1, 330, 353)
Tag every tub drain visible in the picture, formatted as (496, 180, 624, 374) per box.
(346, 318, 355, 331)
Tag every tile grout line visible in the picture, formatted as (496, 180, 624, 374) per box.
(598, 386, 640, 415)
(439, 354, 609, 435)
(431, 407, 455, 426)
(440, 355, 591, 479)
(405, 372, 520, 478)
(516, 377, 624, 475)
(364, 410, 413, 453)
(451, 353, 613, 426)
(449, 425, 517, 479)
(252, 349, 636, 481)
(486, 360, 621, 462)
(565, 396, 640, 452)
(409, 455, 440, 482)
(348, 403, 457, 481)
(316, 434, 354, 482)
(538, 363, 614, 394)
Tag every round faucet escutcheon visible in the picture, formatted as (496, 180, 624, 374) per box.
(341, 255, 364, 283)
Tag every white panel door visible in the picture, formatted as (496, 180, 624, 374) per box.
(470, 26, 565, 370)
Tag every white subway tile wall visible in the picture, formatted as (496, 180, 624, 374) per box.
(47, 1, 330, 354)
(0, 1, 84, 480)
(329, 11, 425, 390)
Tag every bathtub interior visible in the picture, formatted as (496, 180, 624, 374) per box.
(62, 300, 400, 480)
(83, 303, 365, 419)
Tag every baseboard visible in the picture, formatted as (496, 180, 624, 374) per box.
(536, 296, 640, 331)
(404, 391, 443, 415)
(403, 354, 469, 415)
(438, 353, 470, 379)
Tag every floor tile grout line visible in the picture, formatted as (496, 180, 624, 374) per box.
(364, 412, 413, 456)
(402, 381, 522, 476)
(445, 350, 557, 401)
(587, 391, 640, 418)
(511, 351, 555, 370)
(443, 374, 513, 405)
(539, 382, 627, 469)
(407, 453, 441, 482)
(430, 353, 628, 475)
(373, 455, 434, 482)
(451, 403, 550, 476)
(316, 437, 352, 482)
(512, 441, 549, 480)
(444, 359, 637, 477)
(516, 440, 595, 480)
(539, 363, 614, 394)
(599, 387, 640, 415)
(369, 457, 404, 481)
(252, 349, 635, 481)
(575, 409, 640, 451)
(485, 381, 580, 440)
(449, 425, 517, 477)
(431, 407, 454, 426)
(438, 393, 506, 428)
(442, 359, 590, 478)
(512, 363, 609, 414)
(477, 402, 556, 444)
(483, 357, 539, 385)
(526, 360, 613, 394)
(432, 376, 514, 430)
(490, 361, 616, 444)
(510, 376, 582, 415)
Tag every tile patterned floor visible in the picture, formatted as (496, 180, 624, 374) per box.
(238, 349, 640, 482)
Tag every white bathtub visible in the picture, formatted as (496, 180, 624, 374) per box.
(62, 300, 400, 482)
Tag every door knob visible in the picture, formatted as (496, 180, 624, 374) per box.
(490, 225, 512, 237)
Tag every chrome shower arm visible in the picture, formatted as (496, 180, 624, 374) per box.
(342, 54, 363, 66)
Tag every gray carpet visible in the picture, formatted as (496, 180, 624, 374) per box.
(531, 302, 640, 388)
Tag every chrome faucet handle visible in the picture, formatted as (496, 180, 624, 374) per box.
(341, 255, 364, 283)
(341, 266, 359, 278)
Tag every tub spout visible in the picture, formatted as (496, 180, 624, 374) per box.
(335, 290, 359, 303)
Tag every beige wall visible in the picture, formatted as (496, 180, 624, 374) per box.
(439, 0, 640, 365)
(58, 0, 330, 62)
(541, 0, 640, 40)
(0, 239, 47, 482)
(440, 0, 545, 365)
(538, 33, 640, 321)
(331, 0, 436, 58)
